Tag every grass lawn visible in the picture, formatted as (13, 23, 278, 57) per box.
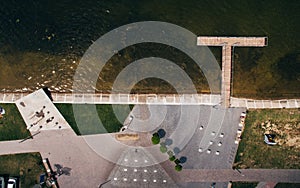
(0, 104, 30, 141)
(0, 152, 45, 187)
(55, 104, 133, 135)
(234, 109, 300, 169)
(232, 182, 258, 188)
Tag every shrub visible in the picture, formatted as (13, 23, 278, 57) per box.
(151, 133, 160, 145)
(167, 150, 174, 157)
(160, 145, 168, 153)
(169, 156, 176, 161)
(175, 164, 182, 171)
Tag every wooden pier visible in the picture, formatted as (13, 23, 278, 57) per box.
(197, 36, 268, 108)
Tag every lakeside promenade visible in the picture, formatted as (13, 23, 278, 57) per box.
(0, 92, 299, 109)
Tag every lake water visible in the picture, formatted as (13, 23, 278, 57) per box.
(0, 0, 299, 98)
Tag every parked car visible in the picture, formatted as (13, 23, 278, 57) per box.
(7, 178, 17, 188)
(240, 112, 246, 118)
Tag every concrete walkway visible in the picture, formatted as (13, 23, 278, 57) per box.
(176, 169, 300, 183)
(0, 92, 299, 108)
(231, 97, 300, 109)
(0, 136, 299, 185)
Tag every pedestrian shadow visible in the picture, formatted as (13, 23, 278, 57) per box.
(54, 164, 72, 176)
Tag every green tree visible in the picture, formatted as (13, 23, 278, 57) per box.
(169, 156, 176, 161)
(160, 144, 168, 153)
(167, 150, 174, 157)
(175, 164, 182, 171)
(151, 133, 160, 145)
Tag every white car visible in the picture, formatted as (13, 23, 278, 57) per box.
(7, 178, 16, 188)
(240, 112, 246, 118)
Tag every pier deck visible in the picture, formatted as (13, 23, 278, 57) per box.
(197, 36, 268, 108)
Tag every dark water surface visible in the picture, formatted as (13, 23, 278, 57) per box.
(0, 0, 299, 98)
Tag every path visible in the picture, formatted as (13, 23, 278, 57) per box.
(0, 137, 299, 185)
(178, 169, 299, 183)
(0, 92, 299, 108)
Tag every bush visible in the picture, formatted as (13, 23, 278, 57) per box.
(167, 150, 174, 157)
(169, 156, 176, 161)
(175, 164, 182, 171)
(151, 133, 160, 145)
(160, 145, 168, 153)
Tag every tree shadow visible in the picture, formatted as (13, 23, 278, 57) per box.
(173, 147, 180, 155)
(158, 128, 166, 138)
(179, 156, 187, 164)
(165, 138, 173, 146)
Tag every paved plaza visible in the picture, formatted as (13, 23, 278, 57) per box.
(129, 104, 245, 170)
(104, 147, 178, 188)
(0, 89, 299, 188)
